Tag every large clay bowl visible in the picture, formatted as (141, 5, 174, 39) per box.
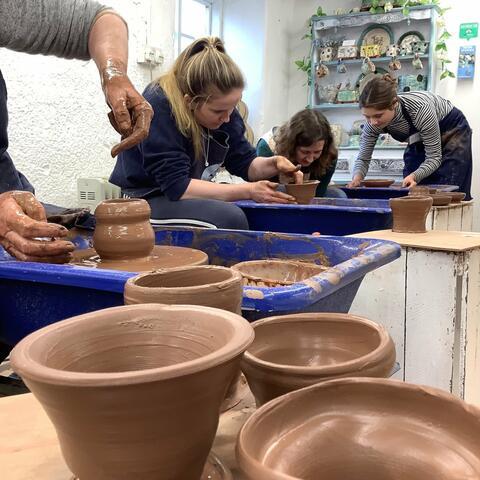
(390, 196, 433, 233)
(360, 179, 395, 188)
(237, 378, 480, 480)
(241, 313, 395, 406)
(11, 304, 254, 480)
(429, 193, 452, 206)
(449, 192, 466, 203)
(231, 259, 326, 287)
(285, 180, 319, 204)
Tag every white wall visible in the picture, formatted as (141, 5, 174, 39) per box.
(0, 0, 175, 207)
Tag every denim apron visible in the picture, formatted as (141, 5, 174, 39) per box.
(0, 69, 34, 194)
(387, 99, 472, 200)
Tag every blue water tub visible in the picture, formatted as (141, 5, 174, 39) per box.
(340, 183, 459, 199)
(0, 228, 400, 345)
(236, 198, 392, 235)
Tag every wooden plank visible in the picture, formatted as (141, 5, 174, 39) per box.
(352, 230, 480, 252)
(461, 202, 474, 232)
(464, 249, 480, 406)
(0, 392, 254, 480)
(404, 248, 459, 392)
(431, 206, 449, 230)
(425, 210, 434, 230)
(350, 255, 406, 380)
(447, 205, 463, 231)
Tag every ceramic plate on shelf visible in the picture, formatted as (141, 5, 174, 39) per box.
(398, 31, 425, 55)
(356, 67, 389, 91)
(359, 25, 394, 56)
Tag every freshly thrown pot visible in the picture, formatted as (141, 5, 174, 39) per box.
(285, 180, 319, 204)
(408, 185, 430, 196)
(450, 192, 466, 203)
(93, 198, 155, 260)
(241, 313, 395, 406)
(429, 193, 452, 206)
(390, 196, 433, 233)
(237, 378, 480, 480)
(360, 179, 395, 188)
(11, 304, 254, 480)
(124, 265, 244, 314)
(231, 259, 326, 287)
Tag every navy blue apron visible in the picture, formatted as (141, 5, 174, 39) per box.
(388, 99, 472, 199)
(0, 69, 34, 195)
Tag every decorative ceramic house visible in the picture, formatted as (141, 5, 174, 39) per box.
(386, 44, 400, 57)
(320, 46, 335, 62)
(412, 41, 429, 54)
(361, 44, 381, 58)
(338, 45, 358, 59)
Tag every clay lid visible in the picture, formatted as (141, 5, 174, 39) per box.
(243, 313, 394, 376)
(360, 179, 395, 188)
(237, 378, 480, 480)
(11, 304, 254, 386)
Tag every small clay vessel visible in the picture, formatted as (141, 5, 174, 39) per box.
(231, 259, 326, 287)
(429, 193, 452, 206)
(124, 265, 244, 314)
(449, 192, 466, 203)
(93, 198, 154, 260)
(241, 313, 395, 406)
(408, 185, 430, 196)
(390, 196, 433, 233)
(237, 378, 480, 480)
(11, 304, 254, 480)
(285, 180, 319, 204)
(360, 179, 395, 188)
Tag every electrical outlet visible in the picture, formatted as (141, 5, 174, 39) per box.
(137, 45, 164, 66)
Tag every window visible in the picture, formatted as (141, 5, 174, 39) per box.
(175, 0, 213, 55)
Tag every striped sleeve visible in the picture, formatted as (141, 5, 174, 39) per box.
(353, 124, 381, 178)
(409, 103, 443, 182)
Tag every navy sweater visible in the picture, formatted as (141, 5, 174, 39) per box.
(110, 84, 257, 200)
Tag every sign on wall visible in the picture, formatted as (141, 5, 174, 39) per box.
(460, 23, 478, 40)
(458, 45, 476, 79)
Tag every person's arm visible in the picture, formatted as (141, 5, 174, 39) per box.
(315, 159, 337, 197)
(349, 124, 380, 187)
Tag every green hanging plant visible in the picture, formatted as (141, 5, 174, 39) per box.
(294, 57, 312, 86)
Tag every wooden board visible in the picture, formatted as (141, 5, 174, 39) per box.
(0, 392, 254, 480)
(351, 229, 480, 252)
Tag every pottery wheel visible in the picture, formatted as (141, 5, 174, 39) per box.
(69, 451, 232, 480)
(70, 245, 209, 272)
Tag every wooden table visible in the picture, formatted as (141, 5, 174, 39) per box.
(0, 392, 255, 479)
(350, 230, 480, 406)
(427, 200, 474, 231)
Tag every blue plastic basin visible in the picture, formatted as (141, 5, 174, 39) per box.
(340, 184, 459, 199)
(0, 228, 400, 345)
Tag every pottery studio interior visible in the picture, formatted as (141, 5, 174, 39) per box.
(3, 0, 480, 478)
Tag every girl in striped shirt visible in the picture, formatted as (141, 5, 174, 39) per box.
(349, 74, 472, 199)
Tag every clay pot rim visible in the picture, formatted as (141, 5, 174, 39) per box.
(242, 313, 392, 375)
(11, 304, 254, 387)
(125, 265, 243, 291)
(287, 180, 320, 186)
(236, 377, 480, 480)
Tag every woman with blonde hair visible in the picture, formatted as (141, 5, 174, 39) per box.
(110, 37, 301, 229)
(349, 74, 472, 199)
(257, 109, 345, 197)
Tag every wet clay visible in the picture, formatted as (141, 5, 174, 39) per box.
(241, 313, 395, 406)
(231, 259, 327, 288)
(450, 192, 466, 203)
(408, 185, 430, 196)
(237, 377, 480, 480)
(124, 265, 243, 314)
(390, 196, 433, 233)
(71, 245, 208, 272)
(360, 179, 395, 188)
(429, 193, 453, 206)
(10, 304, 254, 480)
(285, 180, 319, 205)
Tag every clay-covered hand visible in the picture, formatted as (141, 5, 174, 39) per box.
(402, 174, 417, 188)
(347, 175, 363, 188)
(249, 181, 297, 204)
(0, 191, 75, 263)
(273, 156, 303, 184)
(102, 66, 154, 158)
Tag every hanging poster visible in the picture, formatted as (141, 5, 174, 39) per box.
(457, 45, 476, 79)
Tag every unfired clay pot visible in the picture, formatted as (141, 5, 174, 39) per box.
(237, 377, 480, 480)
(124, 265, 243, 314)
(11, 304, 254, 480)
(408, 185, 430, 196)
(93, 198, 155, 260)
(285, 180, 319, 204)
(360, 179, 395, 188)
(450, 192, 466, 203)
(429, 193, 452, 206)
(231, 259, 326, 287)
(390, 196, 433, 233)
(241, 313, 395, 406)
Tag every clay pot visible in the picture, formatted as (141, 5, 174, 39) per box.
(429, 193, 452, 206)
(231, 259, 326, 287)
(11, 304, 254, 480)
(124, 265, 244, 314)
(285, 180, 319, 204)
(241, 313, 395, 406)
(450, 192, 466, 203)
(360, 179, 395, 188)
(390, 196, 433, 233)
(93, 198, 154, 260)
(237, 378, 480, 480)
(408, 185, 430, 196)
